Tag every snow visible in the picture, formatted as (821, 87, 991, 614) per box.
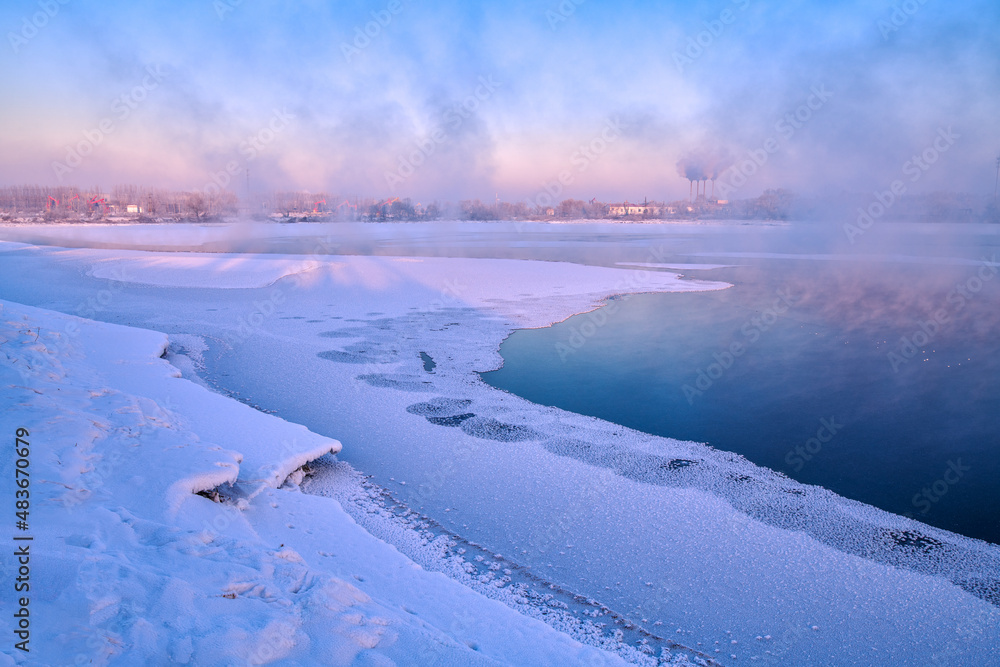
(82, 251, 728, 315)
(88, 251, 323, 289)
(1, 221, 998, 665)
(614, 263, 734, 270)
(0, 222, 267, 252)
(0, 299, 638, 666)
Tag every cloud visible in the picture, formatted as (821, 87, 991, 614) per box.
(0, 0, 997, 201)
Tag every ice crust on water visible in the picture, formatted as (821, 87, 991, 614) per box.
(406, 397, 474, 417)
(302, 457, 717, 666)
(306, 299, 1000, 608)
(226, 253, 997, 664)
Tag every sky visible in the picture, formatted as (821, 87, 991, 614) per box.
(1, 0, 998, 203)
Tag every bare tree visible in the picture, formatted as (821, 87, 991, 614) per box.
(186, 193, 207, 219)
(461, 199, 496, 220)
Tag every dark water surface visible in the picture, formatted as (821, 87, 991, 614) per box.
(484, 257, 1000, 544)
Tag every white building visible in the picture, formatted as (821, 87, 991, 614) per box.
(607, 202, 663, 216)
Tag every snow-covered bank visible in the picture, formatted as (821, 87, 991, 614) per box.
(0, 221, 774, 254)
(168, 251, 1000, 665)
(1, 225, 998, 665)
(88, 250, 323, 289)
(0, 299, 641, 665)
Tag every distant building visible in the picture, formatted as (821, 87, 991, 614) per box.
(607, 201, 663, 216)
(126, 204, 143, 214)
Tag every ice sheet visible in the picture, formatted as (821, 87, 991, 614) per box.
(1, 225, 998, 665)
(87, 250, 322, 288)
(0, 299, 635, 666)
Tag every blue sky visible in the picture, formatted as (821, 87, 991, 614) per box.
(1, 0, 998, 202)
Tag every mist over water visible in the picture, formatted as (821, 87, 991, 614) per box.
(480, 223, 1000, 544)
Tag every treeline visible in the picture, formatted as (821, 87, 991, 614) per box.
(3, 184, 994, 223)
(0, 184, 237, 220)
(0, 184, 799, 223)
(0, 184, 379, 222)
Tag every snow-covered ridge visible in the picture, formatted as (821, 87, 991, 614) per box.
(615, 262, 735, 270)
(86, 250, 323, 288)
(81, 249, 730, 307)
(0, 299, 638, 665)
(0, 299, 341, 497)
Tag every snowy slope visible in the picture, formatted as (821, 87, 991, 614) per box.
(0, 299, 638, 666)
(87, 250, 323, 289)
(0, 225, 998, 665)
(85, 247, 998, 666)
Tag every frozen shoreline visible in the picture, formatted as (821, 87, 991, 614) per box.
(0, 298, 654, 666)
(1, 225, 999, 664)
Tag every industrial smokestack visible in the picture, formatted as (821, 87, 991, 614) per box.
(678, 148, 735, 202)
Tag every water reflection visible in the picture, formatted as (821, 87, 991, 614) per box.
(484, 258, 1000, 544)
